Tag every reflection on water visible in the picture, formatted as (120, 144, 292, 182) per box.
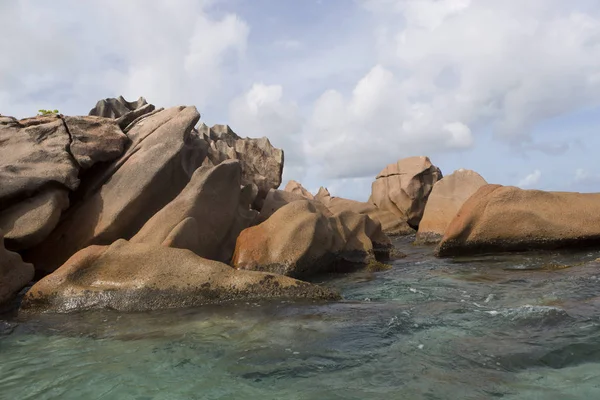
(2, 236, 600, 399)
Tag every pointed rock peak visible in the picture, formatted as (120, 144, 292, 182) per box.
(210, 124, 240, 143)
(284, 180, 314, 200)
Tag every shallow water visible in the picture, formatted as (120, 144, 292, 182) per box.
(3, 237, 600, 399)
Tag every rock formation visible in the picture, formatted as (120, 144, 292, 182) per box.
(89, 96, 156, 130)
(317, 187, 414, 236)
(232, 200, 391, 279)
(21, 240, 339, 313)
(284, 180, 314, 200)
(199, 123, 284, 210)
(436, 185, 600, 257)
(416, 169, 487, 244)
(131, 160, 257, 263)
(26, 106, 203, 274)
(371, 156, 442, 228)
(0, 231, 34, 305)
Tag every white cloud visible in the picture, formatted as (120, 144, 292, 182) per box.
(299, 0, 600, 179)
(0, 0, 249, 118)
(518, 169, 542, 188)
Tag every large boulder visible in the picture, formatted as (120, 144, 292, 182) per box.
(131, 160, 257, 263)
(0, 189, 69, 251)
(26, 106, 203, 274)
(1, 232, 34, 305)
(0, 115, 79, 210)
(20, 240, 339, 313)
(200, 124, 284, 210)
(317, 187, 414, 236)
(371, 156, 442, 228)
(257, 189, 321, 222)
(416, 169, 487, 244)
(0, 114, 128, 252)
(436, 185, 600, 257)
(232, 200, 391, 279)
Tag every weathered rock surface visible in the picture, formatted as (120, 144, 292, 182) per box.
(21, 240, 339, 313)
(0, 189, 69, 251)
(317, 188, 414, 236)
(416, 169, 487, 244)
(284, 180, 314, 200)
(0, 115, 79, 210)
(232, 200, 391, 279)
(200, 124, 284, 210)
(1, 232, 34, 305)
(26, 106, 202, 274)
(258, 189, 322, 223)
(88, 96, 156, 128)
(371, 156, 442, 228)
(63, 116, 128, 169)
(132, 160, 257, 263)
(436, 185, 600, 257)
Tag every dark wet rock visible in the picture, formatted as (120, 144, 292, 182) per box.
(21, 240, 340, 313)
(1, 231, 34, 305)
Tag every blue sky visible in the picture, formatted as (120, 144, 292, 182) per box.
(2, 0, 600, 200)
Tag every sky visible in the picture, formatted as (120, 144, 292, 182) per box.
(2, 0, 600, 200)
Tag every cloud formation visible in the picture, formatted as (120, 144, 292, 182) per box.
(518, 169, 542, 188)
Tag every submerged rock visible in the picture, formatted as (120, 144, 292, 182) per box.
(21, 240, 339, 313)
(232, 200, 391, 279)
(416, 169, 487, 244)
(370, 156, 442, 228)
(1, 231, 34, 305)
(436, 185, 600, 256)
(131, 160, 257, 263)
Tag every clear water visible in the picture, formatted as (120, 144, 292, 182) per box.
(3, 237, 600, 399)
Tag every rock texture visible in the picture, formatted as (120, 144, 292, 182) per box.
(232, 200, 391, 279)
(1, 232, 34, 305)
(26, 106, 202, 274)
(436, 185, 600, 257)
(0, 115, 79, 210)
(284, 180, 314, 200)
(131, 160, 257, 263)
(258, 189, 321, 222)
(200, 124, 284, 210)
(416, 169, 487, 244)
(317, 188, 415, 236)
(89, 96, 156, 130)
(21, 240, 339, 313)
(63, 116, 128, 169)
(371, 156, 442, 228)
(0, 189, 69, 251)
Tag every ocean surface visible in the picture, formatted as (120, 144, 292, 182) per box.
(3, 236, 600, 400)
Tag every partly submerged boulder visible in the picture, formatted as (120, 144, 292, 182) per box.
(26, 106, 202, 274)
(21, 240, 339, 313)
(416, 169, 487, 244)
(200, 124, 284, 210)
(232, 200, 391, 279)
(371, 156, 442, 228)
(131, 160, 257, 263)
(317, 187, 414, 236)
(436, 185, 600, 257)
(1, 232, 34, 305)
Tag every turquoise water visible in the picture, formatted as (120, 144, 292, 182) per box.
(3, 237, 600, 399)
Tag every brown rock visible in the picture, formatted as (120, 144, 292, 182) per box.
(232, 200, 391, 279)
(0, 189, 69, 251)
(317, 187, 414, 236)
(200, 124, 284, 210)
(26, 106, 203, 274)
(258, 189, 322, 222)
(63, 116, 128, 169)
(371, 156, 442, 228)
(0, 115, 78, 210)
(436, 185, 600, 257)
(284, 180, 314, 200)
(416, 169, 487, 244)
(131, 160, 257, 263)
(21, 240, 339, 313)
(1, 232, 34, 305)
